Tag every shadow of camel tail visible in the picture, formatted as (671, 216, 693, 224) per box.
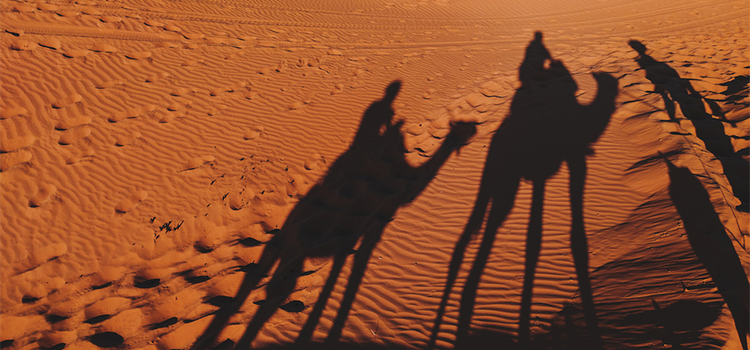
(665, 159, 749, 350)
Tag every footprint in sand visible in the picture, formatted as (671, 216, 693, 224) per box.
(100, 15, 123, 23)
(13, 3, 35, 12)
(0, 136, 35, 153)
(185, 156, 215, 170)
(145, 72, 169, 83)
(38, 37, 61, 50)
(108, 105, 155, 122)
(125, 51, 152, 60)
(91, 44, 118, 53)
(57, 10, 81, 17)
(1, 107, 28, 120)
(64, 147, 95, 165)
(0, 151, 33, 172)
(37, 3, 59, 11)
(9, 39, 36, 51)
(51, 94, 82, 109)
(304, 152, 324, 170)
(95, 80, 124, 89)
(29, 184, 57, 207)
(183, 32, 206, 40)
(58, 127, 91, 145)
(144, 19, 164, 27)
(115, 131, 142, 147)
(170, 87, 196, 96)
(243, 126, 264, 140)
(55, 116, 91, 130)
(115, 191, 148, 213)
(167, 101, 189, 112)
(62, 48, 90, 58)
(159, 110, 186, 123)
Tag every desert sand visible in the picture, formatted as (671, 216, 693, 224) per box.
(1, 0, 748, 349)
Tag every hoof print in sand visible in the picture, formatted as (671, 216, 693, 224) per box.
(115, 132, 142, 147)
(95, 80, 124, 89)
(9, 39, 36, 51)
(58, 127, 91, 145)
(125, 51, 151, 60)
(51, 94, 82, 109)
(0, 136, 35, 153)
(1, 107, 28, 120)
(243, 126, 264, 140)
(38, 37, 61, 50)
(29, 184, 57, 207)
(185, 156, 215, 170)
(0, 151, 33, 171)
(304, 152, 324, 170)
(55, 116, 91, 130)
(115, 191, 148, 213)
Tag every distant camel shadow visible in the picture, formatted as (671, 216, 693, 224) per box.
(191, 81, 477, 350)
(429, 32, 619, 349)
(664, 157, 749, 350)
(629, 40, 749, 212)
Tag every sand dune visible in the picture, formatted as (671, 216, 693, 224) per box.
(1, 0, 747, 349)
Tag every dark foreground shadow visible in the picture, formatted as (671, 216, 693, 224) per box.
(428, 32, 618, 349)
(628, 40, 749, 212)
(191, 81, 476, 350)
(665, 158, 749, 350)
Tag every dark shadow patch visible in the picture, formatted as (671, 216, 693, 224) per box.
(47, 344, 66, 350)
(151, 317, 179, 330)
(89, 332, 124, 348)
(205, 296, 233, 308)
(279, 300, 305, 313)
(239, 237, 263, 247)
(21, 296, 39, 304)
(0, 340, 14, 349)
(84, 314, 111, 324)
(46, 314, 69, 324)
(186, 275, 211, 284)
(92, 282, 113, 290)
(134, 278, 160, 289)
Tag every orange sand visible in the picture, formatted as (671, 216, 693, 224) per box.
(1, 0, 748, 349)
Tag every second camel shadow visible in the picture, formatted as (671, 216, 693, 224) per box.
(429, 32, 619, 349)
(191, 81, 477, 350)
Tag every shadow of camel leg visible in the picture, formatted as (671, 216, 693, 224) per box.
(233, 257, 305, 349)
(428, 180, 494, 349)
(567, 155, 602, 348)
(518, 180, 545, 349)
(324, 233, 381, 344)
(455, 174, 521, 347)
(190, 243, 281, 350)
(295, 252, 348, 345)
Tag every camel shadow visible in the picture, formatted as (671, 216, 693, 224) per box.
(429, 32, 619, 349)
(628, 40, 749, 212)
(191, 81, 477, 350)
(664, 157, 749, 350)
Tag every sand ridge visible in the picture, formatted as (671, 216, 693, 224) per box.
(1, 0, 748, 349)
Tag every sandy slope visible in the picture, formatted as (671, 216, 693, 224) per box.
(1, 0, 748, 349)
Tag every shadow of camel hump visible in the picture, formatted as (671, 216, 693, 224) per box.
(191, 81, 477, 350)
(628, 40, 750, 212)
(428, 32, 618, 350)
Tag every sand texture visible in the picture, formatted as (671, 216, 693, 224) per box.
(1, 0, 748, 349)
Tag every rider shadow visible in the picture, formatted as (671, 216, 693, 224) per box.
(192, 81, 477, 350)
(628, 40, 749, 212)
(429, 32, 619, 349)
